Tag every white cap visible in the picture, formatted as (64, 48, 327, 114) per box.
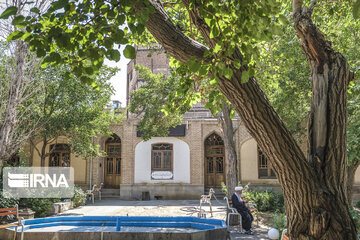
(235, 186, 243, 191)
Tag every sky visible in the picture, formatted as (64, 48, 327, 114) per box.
(105, 48, 130, 107)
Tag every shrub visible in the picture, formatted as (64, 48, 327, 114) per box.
(350, 207, 360, 232)
(71, 185, 86, 208)
(272, 212, 287, 238)
(19, 198, 60, 218)
(244, 189, 284, 212)
(221, 182, 228, 196)
(0, 191, 19, 223)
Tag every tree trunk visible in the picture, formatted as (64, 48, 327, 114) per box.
(144, 0, 357, 239)
(218, 102, 238, 198)
(0, 40, 28, 166)
(40, 136, 47, 167)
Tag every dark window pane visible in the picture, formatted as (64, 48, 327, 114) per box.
(207, 157, 213, 173)
(216, 157, 224, 173)
(163, 151, 172, 169)
(62, 153, 71, 167)
(107, 158, 113, 174)
(153, 152, 162, 169)
(116, 158, 121, 174)
(50, 153, 60, 167)
(259, 169, 268, 178)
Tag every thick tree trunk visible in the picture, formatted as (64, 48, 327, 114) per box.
(292, 2, 356, 239)
(145, 0, 356, 239)
(218, 102, 238, 198)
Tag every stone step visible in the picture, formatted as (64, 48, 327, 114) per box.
(101, 195, 121, 200)
(101, 188, 120, 192)
(204, 187, 226, 199)
(101, 189, 120, 195)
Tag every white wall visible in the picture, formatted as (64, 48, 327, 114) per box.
(134, 137, 190, 183)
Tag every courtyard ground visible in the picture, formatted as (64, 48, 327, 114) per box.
(58, 199, 271, 239)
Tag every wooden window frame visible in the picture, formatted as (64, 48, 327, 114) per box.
(258, 147, 276, 179)
(49, 144, 71, 167)
(151, 143, 173, 172)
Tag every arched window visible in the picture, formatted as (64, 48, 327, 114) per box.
(151, 143, 173, 171)
(258, 147, 276, 179)
(49, 144, 71, 167)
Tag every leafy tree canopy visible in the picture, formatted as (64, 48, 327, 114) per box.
(31, 64, 122, 159)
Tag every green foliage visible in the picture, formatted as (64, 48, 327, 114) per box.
(256, 25, 311, 140)
(71, 185, 86, 208)
(0, 6, 17, 19)
(272, 212, 287, 238)
(347, 80, 360, 166)
(31, 65, 122, 160)
(128, 64, 197, 140)
(355, 200, 360, 209)
(123, 45, 136, 59)
(221, 182, 228, 196)
(349, 207, 360, 232)
(0, 191, 19, 223)
(353, 0, 360, 19)
(19, 198, 60, 218)
(244, 189, 284, 212)
(2, 0, 154, 82)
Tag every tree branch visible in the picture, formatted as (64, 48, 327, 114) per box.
(308, 0, 320, 16)
(146, 0, 208, 63)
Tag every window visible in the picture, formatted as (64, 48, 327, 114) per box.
(151, 143, 173, 171)
(49, 144, 71, 167)
(258, 147, 276, 179)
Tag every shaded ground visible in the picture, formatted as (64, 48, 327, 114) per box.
(58, 199, 272, 239)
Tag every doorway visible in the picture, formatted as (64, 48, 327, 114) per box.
(204, 133, 226, 187)
(104, 135, 121, 188)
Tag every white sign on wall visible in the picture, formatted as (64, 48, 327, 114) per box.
(151, 171, 173, 180)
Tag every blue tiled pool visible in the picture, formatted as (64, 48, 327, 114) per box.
(1, 216, 228, 240)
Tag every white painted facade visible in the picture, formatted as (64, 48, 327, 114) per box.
(134, 137, 190, 184)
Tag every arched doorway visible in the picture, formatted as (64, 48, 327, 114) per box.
(104, 134, 121, 188)
(204, 133, 225, 187)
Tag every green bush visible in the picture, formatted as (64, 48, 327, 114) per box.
(244, 189, 284, 212)
(19, 198, 60, 218)
(71, 185, 86, 208)
(0, 191, 19, 223)
(221, 182, 228, 196)
(272, 212, 287, 238)
(350, 207, 360, 232)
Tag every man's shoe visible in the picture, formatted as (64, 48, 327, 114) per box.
(244, 230, 254, 235)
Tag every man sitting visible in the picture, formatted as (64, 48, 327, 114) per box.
(231, 186, 254, 235)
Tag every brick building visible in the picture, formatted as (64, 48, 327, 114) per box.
(27, 47, 360, 200)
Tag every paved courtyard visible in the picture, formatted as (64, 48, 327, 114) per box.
(58, 199, 271, 239)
